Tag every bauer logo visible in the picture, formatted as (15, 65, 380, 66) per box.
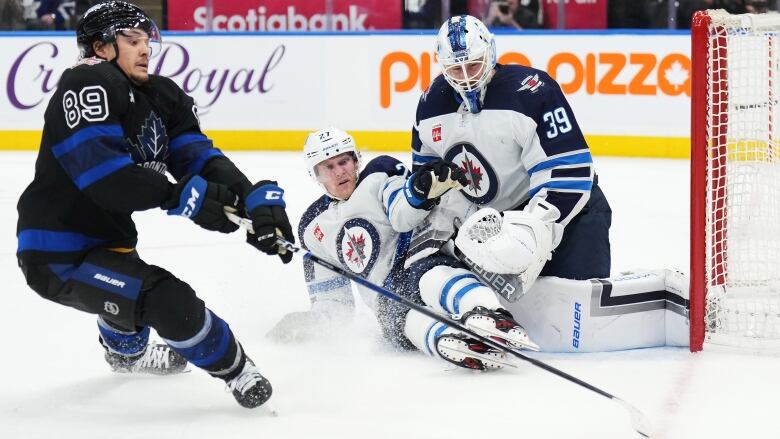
(572, 302, 582, 349)
(94, 273, 126, 289)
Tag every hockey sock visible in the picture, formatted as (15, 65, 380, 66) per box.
(161, 308, 246, 381)
(97, 316, 150, 356)
(419, 265, 503, 315)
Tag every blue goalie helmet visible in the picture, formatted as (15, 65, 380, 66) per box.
(435, 15, 497, 113)
(76, 1, 162, 60)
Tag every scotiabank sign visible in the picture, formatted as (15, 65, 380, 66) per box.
(168, 0, 401, 31)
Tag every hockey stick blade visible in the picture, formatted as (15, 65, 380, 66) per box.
(225, 212, 651, 437)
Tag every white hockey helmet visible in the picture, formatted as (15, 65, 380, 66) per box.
(435, 15, 496, 113)
(303, 127, 362, 189)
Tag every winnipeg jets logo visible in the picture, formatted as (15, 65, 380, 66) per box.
(130, 112, 169, 174)
(461, 152, 484, 193)
(517, 74, 544, 93)
(336, 218, 381, 275)
(444, 142, 498, 205)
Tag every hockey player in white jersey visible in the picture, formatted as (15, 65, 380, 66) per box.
(270, 128, 541, 370)
(410, 14, 610, 295)
(405, 15, 690, 352)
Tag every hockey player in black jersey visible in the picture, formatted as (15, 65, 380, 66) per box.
(15, 1, 295, 409)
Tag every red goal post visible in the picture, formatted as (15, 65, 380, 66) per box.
(690, 9, 780, 352)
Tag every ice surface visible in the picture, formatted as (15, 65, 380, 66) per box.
(1, 152, 777, 439)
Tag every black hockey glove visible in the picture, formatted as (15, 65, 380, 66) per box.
(163, 174, 240, 234)
(245, 180, 295, 263)
(405, 159, 468, 210)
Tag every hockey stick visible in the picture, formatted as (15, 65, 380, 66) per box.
(226, 211, 652, 437)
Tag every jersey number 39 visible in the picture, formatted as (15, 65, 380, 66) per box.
(542, 107, 572, 139)
(63, 86, 109, 128)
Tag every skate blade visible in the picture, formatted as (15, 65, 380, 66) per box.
(261, 402, 279, 417)
(465, 320, 541, 352)
(438, 344, 518, 369)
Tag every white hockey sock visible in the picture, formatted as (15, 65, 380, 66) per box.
(404, 311, 456, 358)
(419, 265, 502, 315)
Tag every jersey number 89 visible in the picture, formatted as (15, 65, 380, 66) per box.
(542, 107, 572, 139)
(63, 86, 109, 128)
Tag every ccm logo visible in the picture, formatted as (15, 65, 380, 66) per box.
(265, 190, 283, 200)
(181, 187, 200, 218)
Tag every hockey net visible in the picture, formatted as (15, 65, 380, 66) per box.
(691, 10, 780, 352)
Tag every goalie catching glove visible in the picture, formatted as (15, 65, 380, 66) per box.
(455, 199, 563, 289)
(405, 159, 468, 210)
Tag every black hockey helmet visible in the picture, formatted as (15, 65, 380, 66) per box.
(76, 1, 161, 59)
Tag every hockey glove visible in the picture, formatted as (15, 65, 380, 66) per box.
(164, 174, 240, 234)
(245, 181, 295, 263)
(405, 159, 468, 210)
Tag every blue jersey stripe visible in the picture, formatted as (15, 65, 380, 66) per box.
(385, 188, 402, 216)
(56, 137, 130, 184)
(308, 276, 351, 294)
(169, 133, 209, 152)
(185, 147, 223, 177)
(412, 153, 437, 164)
(17, 229, 106, 253)
(73, 156, 134, 189)
(529, 180, 593, 198)
(527, 152, 592, 175)
(51, 124, 124, 158)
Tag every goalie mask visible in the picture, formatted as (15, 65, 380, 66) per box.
(436, 15, 497, 114)
(76, 1, 162, 60)
(303, 128, 362, 200)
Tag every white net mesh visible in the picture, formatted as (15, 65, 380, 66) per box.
(465, 210, 503, 244)
(705, 10, 780, 348)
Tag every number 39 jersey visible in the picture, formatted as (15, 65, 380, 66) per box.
(412, 64, 594, 226)
(298, 156, 429, 310)
(17, 61, 234, 264)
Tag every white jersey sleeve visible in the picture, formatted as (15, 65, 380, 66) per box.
(381, 174, 430, 233)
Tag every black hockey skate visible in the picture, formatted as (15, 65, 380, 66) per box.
(460, 306, 540, 351)
(104, 343, 188, 375)
(434, 333, 511, 371)
(226, 359, 273, 408)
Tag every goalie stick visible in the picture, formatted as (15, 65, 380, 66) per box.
(226, 211, 653, 438)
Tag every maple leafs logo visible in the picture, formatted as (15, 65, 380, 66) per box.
(664, 61, 689, 93)
(344, 232, 367, 267)
(133, 112, 169, 161)
(461, 152, 484, 193)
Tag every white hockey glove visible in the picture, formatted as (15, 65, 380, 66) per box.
(454, 199, 563, 278)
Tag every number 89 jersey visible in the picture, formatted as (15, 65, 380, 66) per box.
(17, 61, 222, 264)
(412, 64, 594, 226)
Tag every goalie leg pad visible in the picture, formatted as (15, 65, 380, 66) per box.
(419, 265, 502, 315)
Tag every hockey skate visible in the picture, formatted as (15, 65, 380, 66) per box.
(104, 343, 188, 375)
(226, 359, 273, 408)
(459, 307, 540, 351)
(434, 333, 514, 371)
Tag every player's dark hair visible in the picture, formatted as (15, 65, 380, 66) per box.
(76, 1, 157, 59)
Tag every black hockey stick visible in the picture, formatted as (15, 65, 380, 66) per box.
(226, 212, 652, 437)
